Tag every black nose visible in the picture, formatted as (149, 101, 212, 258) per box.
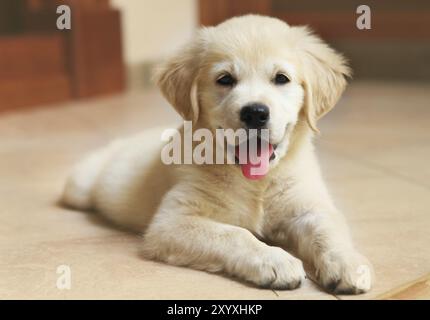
(240, 103, 270, 129)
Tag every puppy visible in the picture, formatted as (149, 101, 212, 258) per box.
(62, 15, 372, 294)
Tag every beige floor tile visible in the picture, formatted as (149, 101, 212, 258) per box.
(0, 237, 334, 300)
(321, 141, 430, 190)
(319, 81, 430, 188)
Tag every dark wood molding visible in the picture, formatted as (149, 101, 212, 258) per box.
(198, 0, 430, 40)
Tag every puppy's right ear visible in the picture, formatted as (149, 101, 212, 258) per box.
(155, 32, 208, 123)
(291, 26, 351, 133)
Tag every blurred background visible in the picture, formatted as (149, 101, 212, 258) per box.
(0, 0, 429, 112)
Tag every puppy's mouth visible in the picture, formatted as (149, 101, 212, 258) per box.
(234, 137, 277, 180)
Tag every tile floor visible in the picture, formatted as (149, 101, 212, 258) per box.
(0, 82, 429, 299)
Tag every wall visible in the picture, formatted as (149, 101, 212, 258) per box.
(111, 0, 197, 66)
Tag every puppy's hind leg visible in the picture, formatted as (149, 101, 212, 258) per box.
(61, 143, 118, 210)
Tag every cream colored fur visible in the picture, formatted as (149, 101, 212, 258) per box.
(62, 15, 373, 294)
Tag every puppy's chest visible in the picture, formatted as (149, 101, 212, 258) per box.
(201, 174, 267, 232)
(230, 180, 292, 235)
(191, 166, 283, 233)
(221, 186, 266, 233)
(262, 177, 295, 217)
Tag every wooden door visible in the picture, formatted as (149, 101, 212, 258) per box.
(0, 0, 125, 112)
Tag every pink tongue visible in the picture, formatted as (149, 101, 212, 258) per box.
(235, 141, 273, 180)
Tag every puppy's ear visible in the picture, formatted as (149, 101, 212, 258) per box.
(155, 33, 206, 123)
(293, 26, 351, 132)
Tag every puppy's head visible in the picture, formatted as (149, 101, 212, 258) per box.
(156, 15, 350, 175)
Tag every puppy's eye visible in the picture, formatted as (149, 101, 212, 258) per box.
(274, 73, 290, 85)
(216, 74, 236, 87)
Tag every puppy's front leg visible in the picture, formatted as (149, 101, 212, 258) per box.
(285, 209, 372, 294)
(264, 164, 373, 294)
(142, 191, 305, 289)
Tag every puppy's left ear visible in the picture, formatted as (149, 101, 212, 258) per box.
(155, 31, 208, 123)
(294, 26, 351, 132)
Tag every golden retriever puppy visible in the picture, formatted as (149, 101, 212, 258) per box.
(62, 15, 372, 294)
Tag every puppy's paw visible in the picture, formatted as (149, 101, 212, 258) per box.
(241, 246, 306, 290)
(316, 250, 373, 295)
